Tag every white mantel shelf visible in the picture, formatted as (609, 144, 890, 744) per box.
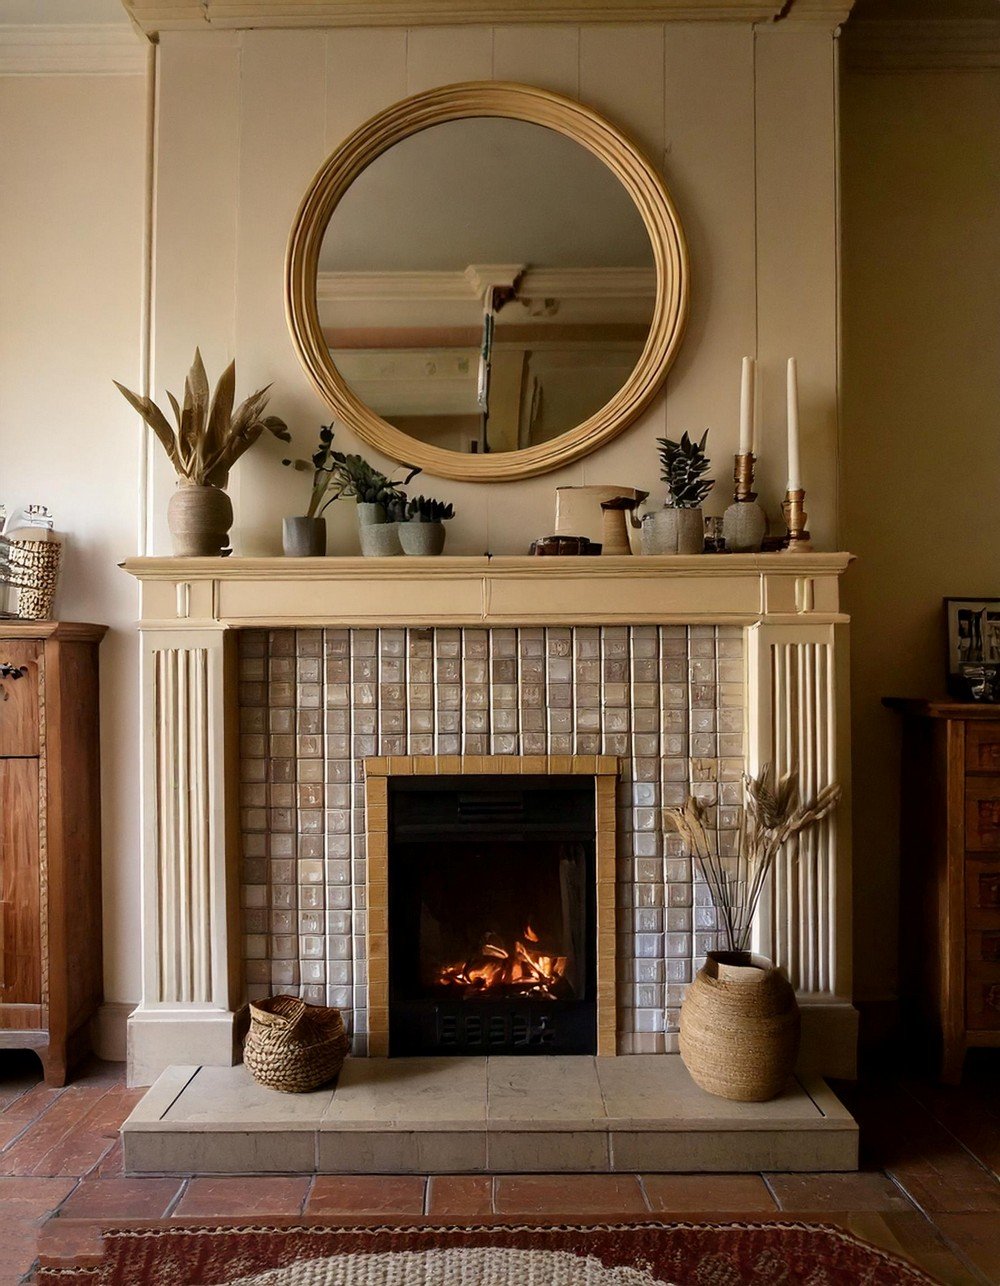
(122, 552, 853, 629)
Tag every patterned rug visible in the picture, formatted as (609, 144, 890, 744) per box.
(35, 1220, 937, 1285)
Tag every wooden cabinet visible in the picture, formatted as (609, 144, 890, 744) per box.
(885, 699, 1000, 1083)
(0, 622, 106, 1085)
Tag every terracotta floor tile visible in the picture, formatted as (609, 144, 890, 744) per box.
(494, 1174, 647, 1217)
(58, 1177, 183, 1221)
(426, 1175, 493, 1217)
(0, 1087, 113, 1177)
(642, 1174, 777, 1213)
(0, 1177, 77, 1217)
(91, 1140, 124, 1178)
(0, 1230, 43, 1286)
(0, 1120, 25, 1150)
(173, 1177, 311, 1219)
(0, 1084, 63, 1128)
(935, 1213, 1000, 1283)
(306, 1176, 427, 1217)
(766, 1171, 916, 1213)
(36, 1218, 104, 1268)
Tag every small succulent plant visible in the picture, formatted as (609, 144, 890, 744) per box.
(406, 496, 456, 523)
(335, 455, 420, 507)
(115, 350, 290, 488)
(657, 430, 715, 509)
(282, 429, 421, 517)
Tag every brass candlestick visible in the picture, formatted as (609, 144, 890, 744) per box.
(723, 453, 767, 553)
(781, 487, 812, 551)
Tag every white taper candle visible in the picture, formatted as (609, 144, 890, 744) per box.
(786, 357, 801, 491)
(738, 356, 755, 456)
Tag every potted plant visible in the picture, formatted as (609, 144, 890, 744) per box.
(399, 495, 455, 556)
(115, 351, 289, 556)
(664, 767, 841, 1102)
(280, 423, 339, 556)
(638, 430, 714, 555)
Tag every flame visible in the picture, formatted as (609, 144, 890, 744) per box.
(435, 925, 568, 1000)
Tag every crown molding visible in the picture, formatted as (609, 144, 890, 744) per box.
(317, 266, 657, 304)
(123, 0, 789, 35)
(844, 17, 1000, 68)
(0, 24, 148, 75)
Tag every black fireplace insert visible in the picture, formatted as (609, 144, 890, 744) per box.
(387, 775, 597, 1056)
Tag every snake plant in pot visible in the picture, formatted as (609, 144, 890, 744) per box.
(639, 430, 714, 555)
(399, 495, 456, 556)
(115, 350, 290, 556)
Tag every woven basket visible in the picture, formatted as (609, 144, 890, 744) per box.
(7, 538, 62, 620)
(679, 951, 800, 1102)
(243, 995, 349, 1093)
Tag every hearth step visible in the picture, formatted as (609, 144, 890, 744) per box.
(121, 1054, 858, 1176)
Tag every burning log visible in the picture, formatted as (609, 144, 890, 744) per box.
(436, 925, 569, 1000)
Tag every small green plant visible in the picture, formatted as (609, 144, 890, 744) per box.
(406, 495, 456, 523)
(281, 428, 421, 517)
(115, 350, 290, 487)
(657, 430, 714, 509)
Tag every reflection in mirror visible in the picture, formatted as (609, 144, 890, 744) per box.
(317, 117, 656, 456)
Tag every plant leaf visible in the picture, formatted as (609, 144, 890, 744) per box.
(113, 381, 183, 473)
(203, 358, 236, 470)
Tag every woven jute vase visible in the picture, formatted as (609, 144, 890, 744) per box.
(7, 538, 62, 619)
(167, 482, 233, 556)
(679, 951, 800, 1102)
(243, 995, 349, 1093)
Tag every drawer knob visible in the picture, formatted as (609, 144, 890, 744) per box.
(0, 663, 28, 680)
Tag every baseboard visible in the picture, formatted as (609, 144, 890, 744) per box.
(91, 1001, 134, 1064)
(796, 1000, 859, 1080)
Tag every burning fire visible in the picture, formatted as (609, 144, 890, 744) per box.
(435, 926, 569, 1000)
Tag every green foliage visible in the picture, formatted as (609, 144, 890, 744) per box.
(282, 423, 339, 518)
(656, 430, 715, 509)
(115, 350, 290, 487)
(281, 427, 422, 517)
(332, 454, 420, 507)
(406, 495, 456, 523)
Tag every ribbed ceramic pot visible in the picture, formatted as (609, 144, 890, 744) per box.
(167, 482, 233, 556)
(399, 521, 446, 556)
(359, 522, 402, 556)
(282, 516, 327, 557)
(679, 951, 800, 1102)
(640, 507, 703, 555)
(722, 500, 767, 553)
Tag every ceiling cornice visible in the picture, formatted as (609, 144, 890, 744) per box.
(121, 0, 791, 35)
(0, 23, 148, 75)
(844, 16, 1000, 68)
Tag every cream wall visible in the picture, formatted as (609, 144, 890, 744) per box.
(148, 21, 842, 561)
(840, 63, 1000, 1016)
(0, 71, 147, 1034)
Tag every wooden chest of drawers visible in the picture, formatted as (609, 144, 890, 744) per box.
(886, 698, 1000, 1082)
(0, 622, 106, 1084)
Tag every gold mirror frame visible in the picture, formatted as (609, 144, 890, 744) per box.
(285, 82, 689, 482)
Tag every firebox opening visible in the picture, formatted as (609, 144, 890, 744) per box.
(387, 775, 598, 1056)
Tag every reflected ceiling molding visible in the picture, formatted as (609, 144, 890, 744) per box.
(0, 24, 148, 75)
(123, 0, 787, 35)
(317, 267, 657, 304)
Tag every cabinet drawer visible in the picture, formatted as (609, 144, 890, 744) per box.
(965, 778, 1000, 850)
(968, 927, 1000, 964)
(967, 964, 1000, 1030)
(966, 858, 1000, 912)
(0, 641, 40, 757)
(966, 722, 1000, 773)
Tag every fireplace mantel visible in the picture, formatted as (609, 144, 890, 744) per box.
(123, 552, 853, 629)
(122, 552, 856, 1087)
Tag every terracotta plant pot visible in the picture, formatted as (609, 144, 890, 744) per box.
(640, 506, 703, 555)
(282, 516, 327, 557)
(167, 482, 233, 556)
(359, 522, 402, 556)
(399, 521, 446, 556)
(679, 951, 800, 1102)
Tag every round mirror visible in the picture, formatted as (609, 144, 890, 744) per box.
(286, 83, 688, 482)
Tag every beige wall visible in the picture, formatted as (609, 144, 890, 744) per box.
(0, 72, 147, 1020)
(149, 22, 842, 560)
(840, 63, 1000, 1013)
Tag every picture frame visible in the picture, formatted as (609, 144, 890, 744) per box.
(944, 597, 1000, 701)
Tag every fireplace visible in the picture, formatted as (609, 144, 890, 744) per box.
(387, 775, 597, 1056)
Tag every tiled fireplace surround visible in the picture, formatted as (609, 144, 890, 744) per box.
(124, 554, 855, 1088)
(237, 624, 744, 1057)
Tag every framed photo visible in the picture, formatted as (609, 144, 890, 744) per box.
(944, 598, 1000, 700)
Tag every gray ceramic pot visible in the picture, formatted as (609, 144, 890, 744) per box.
(359, 522, 402, 556)
(356, 502, 387, 528)
(167, 482, 233, 556)
(399, 521, 446, 556)
(640, 507, 704, 555)
(282, 516, 327, 557)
